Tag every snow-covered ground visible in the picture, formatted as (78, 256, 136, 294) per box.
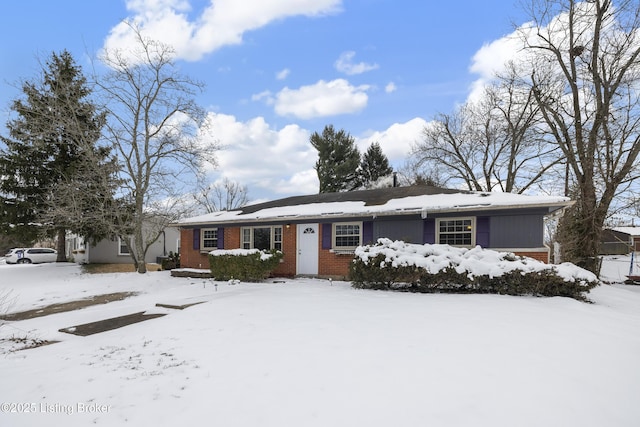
(1, 258, 639, 427)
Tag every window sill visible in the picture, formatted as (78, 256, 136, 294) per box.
(330, 249, 356, 255)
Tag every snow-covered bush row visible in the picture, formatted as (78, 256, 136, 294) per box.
(351, 239, 600, 301)
(209, 249, 283, 281)
(209, 248, 278, 261)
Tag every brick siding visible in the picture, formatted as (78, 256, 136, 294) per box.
(224, 227, 240, 249)
(513, 251, 549, 263)
(180, 225, 298, 277)
(180, 225, 551, 277)
(273, 225, 296, 277)
(315, 223, 353, 279)
(179, 228, 209, 269)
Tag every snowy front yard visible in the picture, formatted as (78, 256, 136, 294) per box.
(1, 260, 639, 426)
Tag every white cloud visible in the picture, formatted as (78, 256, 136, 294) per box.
(466, 20, 556, 105)
(275, 169, 319, 196)
(251, 90, 274, 104)
(357, 117, 427, 164)
(276, 68, 291, 80)
(470, 33, 522, 80)
(385, 82, 397, 93)
(274, 78, 370, 119)
(195, 113, 427, 201)
(199, 113, 318, 199)
(334, 51, 379, 75)
(103, 0, 343, 61)
(467, 29, 524, 102)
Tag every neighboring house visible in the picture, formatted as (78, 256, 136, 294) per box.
(176, 186, 572, 279)
(601, 226, 640, 255)
(73, 226, 180, 264)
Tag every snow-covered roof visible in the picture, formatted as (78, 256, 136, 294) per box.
(609, 226, 640, 237)
(178, 186, 572, 226)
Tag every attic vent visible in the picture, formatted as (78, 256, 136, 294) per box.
(303, 227, 315, 234)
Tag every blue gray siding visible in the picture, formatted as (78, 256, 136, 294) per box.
(363, 221, 374, 245)
(87, 227, 180, 264)
(476, 217, 490, 247)
(489, 214, 543, 247)
(319, 214, 543, 248)
(322, 223, 332, 249)
(423, 218, 435, 244)
(373, 219, 424, 244)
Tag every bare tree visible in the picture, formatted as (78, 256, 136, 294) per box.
(522, 0, 640, 272)
(413, 104, 485, 191)
(412, 65, 562, 193)
(193, 178, 249, 213)
(397, 158, 446, 188)
(97, 24, 218, 273)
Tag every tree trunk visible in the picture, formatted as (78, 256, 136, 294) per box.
(56, 228, 67, 262)
(134, 224, 147, 274)
(576, 204, 602, 274)
(129, 251, 139, 273)
(137, 261, 147, 274)
(559, 183, 604, 276)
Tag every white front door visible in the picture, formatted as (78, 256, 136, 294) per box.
(297, 223, 319, 275)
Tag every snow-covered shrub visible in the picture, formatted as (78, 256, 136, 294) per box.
(350, 239, 599, 302)
(209, 249, 283, 282)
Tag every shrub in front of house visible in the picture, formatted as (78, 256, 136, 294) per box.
(350, 239, 600, 302)
(209, 249, 283, 282)
(161, 251, 180, 270)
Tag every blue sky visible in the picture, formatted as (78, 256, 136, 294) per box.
(0, 0, 528, 203)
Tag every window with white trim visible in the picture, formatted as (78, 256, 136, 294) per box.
(202, 228, 218, 250)
(437, 218, 475, 247)
(273, 227, 282, 250)
(118, 237, 131, 255)
(333, 222, 362, 249)
(241, 226, 283, 251)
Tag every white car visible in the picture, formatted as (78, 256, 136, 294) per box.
(4, 248, 24, 259)
(5, 248, 57, 264)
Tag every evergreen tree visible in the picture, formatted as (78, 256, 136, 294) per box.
(310, 125, 361, 193)
(0, 50, 112, 261)
(359, 142, 393, 188)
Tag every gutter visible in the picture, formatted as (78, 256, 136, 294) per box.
(174, 200, 574, 227)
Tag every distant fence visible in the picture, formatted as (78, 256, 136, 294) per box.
(600, 242, 630, 255)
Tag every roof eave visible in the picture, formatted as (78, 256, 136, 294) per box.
(175, 200, 574, 227)
(423, 200, 574, 216)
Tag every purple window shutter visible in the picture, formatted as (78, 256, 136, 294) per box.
(476, 217, 490, 247)
(322, 223, 332, 249)
(423, 218, 435, 244)
(363, 221, 373, 245)
(217, 227, 224, 249)
(193, 229, 200, 250)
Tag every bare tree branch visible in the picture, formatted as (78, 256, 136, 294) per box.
(523, 0, 640, 271)
(193, 178, 249, 213)
(412, 62, 563, 194)
(95, 23, 219, 273)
